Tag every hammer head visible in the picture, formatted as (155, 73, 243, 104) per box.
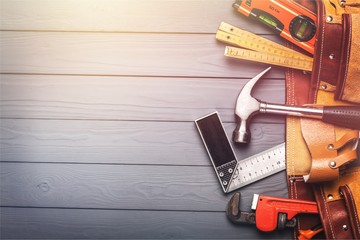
(233, 67, 271, 143)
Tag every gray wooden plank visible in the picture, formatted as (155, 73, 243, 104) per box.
(0, 1, 292, 239)
(0, 162, 288, 211)
(0, 119, 285, 165)
(0, 32, 286, 77)
(0, 74, 285, 122)
(0, 207, 291, 239)
(0, 0, 273, 34)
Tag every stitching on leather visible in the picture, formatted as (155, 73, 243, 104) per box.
(345, 184, 360, 233)
(314, 7, 326, 104)
(285, 68, 295, 200)
(290, 69, 300, 235)
(285, 70, 292, 198)
(290, 69, 294, 177)
(290, 69, 298, 198)
(320, 186, 336, 238)
(291, 69, 298, 200)
(340, 17, 352, 97)
(286, 61, 298, 239)
(290, 68, 294, 105)
(291, 69, 295, 105)
(290, 126, 295, 199)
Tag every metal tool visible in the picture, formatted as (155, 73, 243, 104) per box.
(226, 192, 319, 232)
(233, 67, 360, 143)
(195, 112, 238, 193)
(195, 112, 286, 193)
(228, 143, 285, 192)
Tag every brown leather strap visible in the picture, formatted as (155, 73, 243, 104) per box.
(340, 184, 360, 239)
(336, 14, 360, 103)
(285, 66, 321, 239)
(310, 0, 344, 103)
(331, 130, 359, 149)
(288, 176, 323, 239)
(313, 184, 355, 239)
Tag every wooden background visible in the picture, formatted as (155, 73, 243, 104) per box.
(0, 0, 290, 239)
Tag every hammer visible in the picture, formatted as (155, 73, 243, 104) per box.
(233, 67, 360, 143)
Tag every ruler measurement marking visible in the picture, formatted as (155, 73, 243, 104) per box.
(216, 31, 312, 62)
(216, 22, 314, 71)
(225, 46, 313, 72)
(228, 143, 286, 192)
(218, 22, 312, 59)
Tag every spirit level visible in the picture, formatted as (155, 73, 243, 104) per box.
(233, 0, 316, 54)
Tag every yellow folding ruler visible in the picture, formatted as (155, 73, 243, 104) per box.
(216, 22, 313, 71)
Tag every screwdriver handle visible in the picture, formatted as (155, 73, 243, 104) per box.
(322, 106, 360, 130)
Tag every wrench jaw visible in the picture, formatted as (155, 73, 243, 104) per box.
(226, 192, 256, 225)
(226, 192, 298, 231)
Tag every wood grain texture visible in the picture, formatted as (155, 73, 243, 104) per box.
(0, 162, 288, 211)
(0, 74, 285, 121)
(0, 0, 292, 238)
(0, 207, 291, 239)
(0, 0, 273, 34)
(0, 119, 285, 165)
(0, 32, 286, 77)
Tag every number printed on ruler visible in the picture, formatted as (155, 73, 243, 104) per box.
(216, 23, 313, 62)
(227, 143, 286, 192)
(216, 22, 314, 71)
(225, 46, 313, 72)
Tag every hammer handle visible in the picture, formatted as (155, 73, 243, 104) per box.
(323, 106, 360, 130)
(261, 103, 360, 130)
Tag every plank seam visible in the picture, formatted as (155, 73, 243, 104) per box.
(0, 72, 285, 80)
(0, 29, 278, 36)
(0, 205, 225, 213)
(0, 161, 213, 168)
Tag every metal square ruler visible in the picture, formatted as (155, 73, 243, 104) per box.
(228, 143, 285, 192)
(195, 112, 285, 193)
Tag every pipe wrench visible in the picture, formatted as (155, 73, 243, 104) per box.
(226, 192, 319, 232)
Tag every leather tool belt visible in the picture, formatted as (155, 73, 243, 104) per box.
(286, 0, 360, 239)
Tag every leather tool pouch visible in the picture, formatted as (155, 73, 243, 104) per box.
(310, 0, 360, 105)
(334, 13, 360, 103)
(286, 0, 360, 238)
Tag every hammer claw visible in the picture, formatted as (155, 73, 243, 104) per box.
(233, 67, 271, 143)
(238, 67, 272, 100)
